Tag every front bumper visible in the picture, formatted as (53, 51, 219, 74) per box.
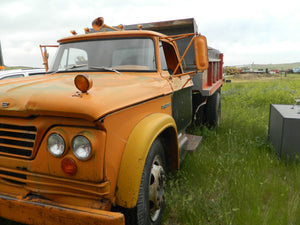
(0, 193, 125, 225)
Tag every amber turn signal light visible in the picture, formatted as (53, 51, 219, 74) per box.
(70, 30, 77, 35)
(74, 74, 93, 93)
(61, 157, 77, 176)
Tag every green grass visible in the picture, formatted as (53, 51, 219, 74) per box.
(163, 77, 300, 225)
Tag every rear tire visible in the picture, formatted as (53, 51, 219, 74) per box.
(206, 91, 221, 128)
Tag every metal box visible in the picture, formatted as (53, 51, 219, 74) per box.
(268, 104, 300, 160)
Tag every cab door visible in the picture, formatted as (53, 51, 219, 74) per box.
(159, 41, 193, 133)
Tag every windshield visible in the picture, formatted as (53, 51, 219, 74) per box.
(49, 38, 157, 72)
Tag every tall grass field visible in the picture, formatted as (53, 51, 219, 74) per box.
(163, 75, 300, 224)
(1, 75, 300, 225)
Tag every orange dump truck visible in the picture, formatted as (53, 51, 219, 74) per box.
(0, 17, 223, 225)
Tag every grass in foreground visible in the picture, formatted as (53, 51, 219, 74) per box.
(163, 77, 300, 224)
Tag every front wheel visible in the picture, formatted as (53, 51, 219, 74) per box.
(136, 138, 166, 225)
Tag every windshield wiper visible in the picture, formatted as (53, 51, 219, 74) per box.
(65, 64, 88, 70)
(89, 66, 122, 75)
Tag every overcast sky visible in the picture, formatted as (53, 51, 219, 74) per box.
(1, 0, 300, 67)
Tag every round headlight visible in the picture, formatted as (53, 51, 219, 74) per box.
(47, 133, 65, 157)
(72, 135, 92, 160)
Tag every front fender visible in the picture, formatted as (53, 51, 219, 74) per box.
(115, 113, 178, 208)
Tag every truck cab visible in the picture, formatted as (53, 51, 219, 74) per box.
(0, 17, 223, 225)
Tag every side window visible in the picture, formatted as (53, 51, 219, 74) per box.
(161, 41, 182, 75)
(159, 42, 168, 71)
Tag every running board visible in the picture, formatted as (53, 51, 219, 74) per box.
(185, 134, 203, 152)
(178, 133, 202, 155)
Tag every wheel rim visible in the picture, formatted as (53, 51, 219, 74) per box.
(148, 155, 166, 222)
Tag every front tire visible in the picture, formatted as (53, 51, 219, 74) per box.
(136, 138, 166, 225)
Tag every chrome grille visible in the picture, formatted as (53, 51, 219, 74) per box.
(0, 123, 36, 158)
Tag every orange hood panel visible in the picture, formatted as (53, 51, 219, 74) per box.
(0, 73, 171, 121)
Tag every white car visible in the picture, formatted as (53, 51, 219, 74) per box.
(0, 68, 45, 80)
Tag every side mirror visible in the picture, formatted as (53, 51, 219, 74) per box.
(194, 35, 209, 71)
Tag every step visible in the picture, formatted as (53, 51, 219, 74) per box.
(185, 134, 202, 152)
(178, 133, 202, 153)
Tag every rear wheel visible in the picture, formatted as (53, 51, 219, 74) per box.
(206, 91, 221, 128)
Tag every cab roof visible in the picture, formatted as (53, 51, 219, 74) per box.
(58, 30, 166, 44)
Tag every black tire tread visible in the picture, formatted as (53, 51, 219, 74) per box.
(206, 91, 221, 128)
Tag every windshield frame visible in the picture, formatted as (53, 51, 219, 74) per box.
(49, 37, 158, 73)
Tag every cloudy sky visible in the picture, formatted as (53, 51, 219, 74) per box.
(1, 0, 300, 67)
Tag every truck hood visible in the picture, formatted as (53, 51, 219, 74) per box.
(0, 73, 171, 121)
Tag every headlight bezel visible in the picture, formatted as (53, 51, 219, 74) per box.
(47, 133, 66, 157)
(72, 135, 92, 161)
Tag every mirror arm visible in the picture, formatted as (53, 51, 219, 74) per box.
(160, 33, 195, 42)
(40, 45, 49, 71)
(172, 35, 196, 75)
(40, 45, 58, 72)
(172, 71, 204, 89)
(172, 71, 195, 78)
(181, 73, 195, 89)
